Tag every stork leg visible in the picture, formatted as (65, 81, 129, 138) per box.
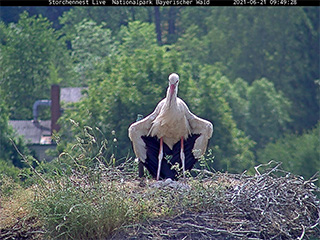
(180, 137, 186, 178)
(156, 137, 163, 181)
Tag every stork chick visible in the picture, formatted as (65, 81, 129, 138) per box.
(129, 73, 213, 180)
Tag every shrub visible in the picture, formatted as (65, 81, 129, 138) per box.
(0, 159, 21, 183)
(257, 122, 320, 184)
(31, 126, 149, 239)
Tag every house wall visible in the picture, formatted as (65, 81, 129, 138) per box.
(29, 144, 57, 161)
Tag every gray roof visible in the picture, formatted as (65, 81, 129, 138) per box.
(61, 87, 86, 103)
(9, 120, 52, 144)
(9, 87, 86, 145)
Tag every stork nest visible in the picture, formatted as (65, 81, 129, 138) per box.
(112, 162, 320, 240)
(1, 161, 319, 240)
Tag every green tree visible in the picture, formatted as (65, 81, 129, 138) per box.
(0, 12, 75, 120)
(0, 87, 30, 169)
(257, 123, 320, 183)
(59, 7, 152, 43)
(210, 76, 292, 152)
(185, 67, 255, 173)
(71, 19, 117, 86)
(247, 78, 291, 149)
(58, 21, 256, 173)
(178, 7, 319, 133)
(0, 7, 72, 29)
(59, 7, 183, 46)
(59, 21, 172, 160)
(220, 77, 249, 133)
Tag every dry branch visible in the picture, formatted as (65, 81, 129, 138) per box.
(112, 163, 320, 240)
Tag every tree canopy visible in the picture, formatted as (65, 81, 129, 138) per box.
(0, 7, 319, 179)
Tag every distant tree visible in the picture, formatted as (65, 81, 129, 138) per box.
(118, 21, 157, 55)
(0, 12, 75, 120)
(257, 123, 320, 183)
(218, 77, 249, 133)
(185, 67, 255, 173)
(59, 7, 182, 46)
(154, 7, 162, 45)
(167, 7, 178, 44)
(0, 87, 30, 168)
(0, 6, 71, 29)
(70, 19, 117, 86)
(58, 21, 256, 173)
(59, 21, 170, 160)
(59, 7, 151, 44)
(246, 78, 291, 149)
(178, 7, 319, 133)
(179, 7, 212, 37)
(219, 77, 292, 151)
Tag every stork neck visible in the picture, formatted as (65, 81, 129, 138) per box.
(166, 84, 178, 107)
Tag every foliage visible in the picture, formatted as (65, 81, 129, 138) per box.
(224, 77, 249, 132)
(205, 75, 292, 151)
(57, 21, 258, 173)
(0, 8, 319, 178)
(0, 160, 21, 183)
(0, 173, 21, 197)
(185, 67, 255, 173)
(0, 6, 71, 28)
(178, 7, 319, 132)
(118, 21, 157, 54)
(70, 19, 117, 86)
(247, 78, 291, 149)
(257, 122, 320, 183)
(0, 87, 30, 169)
(0, 11, 75, 120)
(59, 7, 151, 42)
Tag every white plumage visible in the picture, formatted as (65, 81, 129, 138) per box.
(128, 73, 213, 180)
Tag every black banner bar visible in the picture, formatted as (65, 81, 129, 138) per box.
(0, 0, 319, 6)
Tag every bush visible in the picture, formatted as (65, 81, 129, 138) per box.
(0, 159, 21, 183)
(257, 122, 320, 184)
(34, 179, 134, 239)
(31, 126, 149, 239)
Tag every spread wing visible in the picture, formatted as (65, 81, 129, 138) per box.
(128, 100, 164, 162)
(183, 102, 213, 159)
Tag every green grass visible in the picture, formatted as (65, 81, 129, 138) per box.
(35, 183, 132, 239)
(30, 159, 223, 239)
(26, 128, 222, 239)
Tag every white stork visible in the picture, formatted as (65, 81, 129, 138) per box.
(128, 73, 213, 180)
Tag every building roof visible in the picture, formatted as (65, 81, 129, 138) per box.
(9, 120, 51, 144)
(61, 87, 86, 103)
(9, 87, 86, 145)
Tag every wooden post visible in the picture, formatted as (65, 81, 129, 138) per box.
(51, 84, 61, 134)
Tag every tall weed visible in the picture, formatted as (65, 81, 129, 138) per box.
(27, 122, 222, 239)
(29, 123, 152, 239)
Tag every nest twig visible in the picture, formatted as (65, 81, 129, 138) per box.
(112, 163, 320, 240)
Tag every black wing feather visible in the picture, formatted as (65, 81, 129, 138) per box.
(141, 134, 200, 180)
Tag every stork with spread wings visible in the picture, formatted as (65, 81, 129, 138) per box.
(128, 73, 213, 180)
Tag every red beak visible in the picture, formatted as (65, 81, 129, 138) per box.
(170, 84, 175, 96)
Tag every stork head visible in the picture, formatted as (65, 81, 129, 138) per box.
(168, 73, 179, 97)
(169, 73, 179, 86)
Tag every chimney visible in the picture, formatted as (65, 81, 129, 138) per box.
(51, 85, 61, 134)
